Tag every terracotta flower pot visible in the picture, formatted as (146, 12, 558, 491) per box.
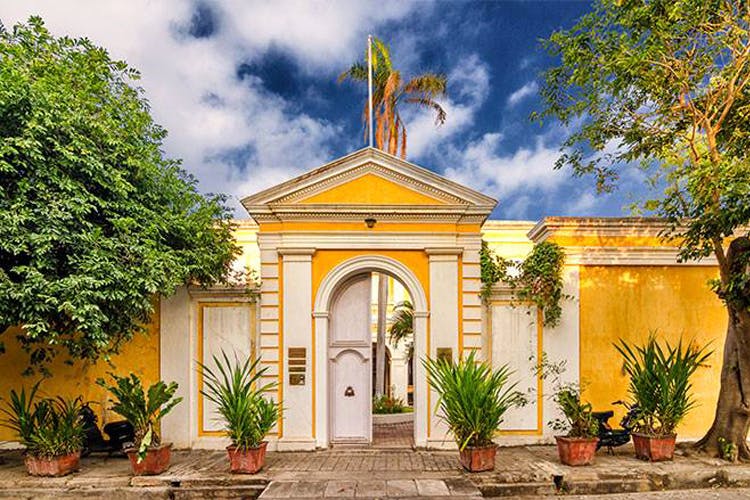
(24, 451, 80, 477)
(555, 436, 599, 466)
(459, 444, 496, 472)
(632, 432, 676, 462)
(227, 441, 268, 474)
(126, 443, 172, 475)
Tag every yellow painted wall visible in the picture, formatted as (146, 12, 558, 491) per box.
(298, 173, 447, 205)
(0, 308, 160, 442)
(579, 265, 726, 438)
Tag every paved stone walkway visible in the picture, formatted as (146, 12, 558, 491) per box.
(2, 444, 750, 498)
(372, 422, 414, 449)
(259, 477, 480, 498)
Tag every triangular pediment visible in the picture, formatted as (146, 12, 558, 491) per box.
(241, 148, 497, 224)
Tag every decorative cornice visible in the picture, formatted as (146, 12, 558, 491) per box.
(425, 247, 464, 256)
(563, 246, 718, 266)
(528, 217, 668, 243)
(277, 247, 316, 256)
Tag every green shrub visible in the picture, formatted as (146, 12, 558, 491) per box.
(0, 382, 85, 459)
(615, 334, 712, 437)
(549, 384, 598, 438)
(97, 374, 182, 461)
(373, 395, 408, 414)
(424, 351, 525, 450)
(197, 351, 279, 450)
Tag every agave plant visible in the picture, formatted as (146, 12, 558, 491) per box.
(424, 351, 525, 450)
(615, 334, 712, 437)
(97, 373, 182, 461)
(0, 382, 85, 459)
(197, 351, 279, 450)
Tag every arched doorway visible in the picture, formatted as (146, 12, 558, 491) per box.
(313, 255, 429, 448)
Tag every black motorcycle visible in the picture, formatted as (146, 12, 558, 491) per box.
(80, 403, 135, 457)
(593, 400, 639, 454)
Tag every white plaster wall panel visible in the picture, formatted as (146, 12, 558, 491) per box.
(463, 334, 483, 349)
(260, 321, 279, 334)
(463, 279, 481, 293)
(260, 248, 279, 264)
(462, 264, 481, 279)
(463, 320, 482, 335)
(464, 307, 482, 320)
(261, 263, 278, 279)
(159, 286, 192, 448)
(281, 252, 314, 446)
(260, 306, 279, 320)
(261, 291, 279, 306)
(260, 348, 279, 362)
(261, 278, 279, 293)
(200, 305, 252, 432)
(541, 267, 580, 437)
(492, 303, 539, 431)
(260, 334, 278, 348)
(427, 253, 459, 443)
(463, 292, 482, 307)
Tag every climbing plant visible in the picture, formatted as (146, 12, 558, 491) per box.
(480, 241, 568, 327)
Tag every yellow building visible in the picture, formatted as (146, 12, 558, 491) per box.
(0, 148, 726, 449)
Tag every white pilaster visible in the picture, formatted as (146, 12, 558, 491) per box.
(279, 248, 316, 450)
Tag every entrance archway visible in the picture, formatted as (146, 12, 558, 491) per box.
(313, 255, 429, 448)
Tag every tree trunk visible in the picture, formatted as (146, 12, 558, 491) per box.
(375, 273, 388, 397)
(696, 237, 750, 458)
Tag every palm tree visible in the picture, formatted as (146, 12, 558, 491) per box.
(339, 37, 447, 158)
(388, 300, 414, 348)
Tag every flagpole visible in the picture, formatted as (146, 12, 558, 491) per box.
(367, 34, 374, 148)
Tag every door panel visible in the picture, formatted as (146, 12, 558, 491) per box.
(329, 274, 371, 443)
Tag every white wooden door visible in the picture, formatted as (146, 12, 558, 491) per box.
(329, 274, 372, 444)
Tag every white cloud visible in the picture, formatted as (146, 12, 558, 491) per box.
(443, 132, 566, 202)
(506, 81, 539, 107)
(1, 1, 423, 212)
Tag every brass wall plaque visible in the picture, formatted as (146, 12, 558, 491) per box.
(289, 373, 305, 386)
(436, 348, 453, 361)
(288, 366, 306, 373)
(288, 347, 306, 359)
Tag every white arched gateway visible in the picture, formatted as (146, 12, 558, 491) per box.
(313, 255, 429, 448)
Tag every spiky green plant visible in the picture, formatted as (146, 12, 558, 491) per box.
(197, 351, 279, 450)
(97, 374, 182, 462)
(0, 383, 85, 459)
(615, 334, 712, 437)
(424, 351, 525, 450)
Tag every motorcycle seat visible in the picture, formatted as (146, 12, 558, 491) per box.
(592, 410, 614, 420)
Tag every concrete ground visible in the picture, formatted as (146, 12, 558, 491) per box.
(1, 443, 750, 498)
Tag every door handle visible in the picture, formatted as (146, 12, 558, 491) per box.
(344, 386, 355, 397)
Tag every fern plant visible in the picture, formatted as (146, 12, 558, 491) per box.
(97, 374, 182, 462)
(424, 351, 525, 450)
(197, 351, 279, 450)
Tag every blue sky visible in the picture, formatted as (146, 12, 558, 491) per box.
(3, 1, 648, 220)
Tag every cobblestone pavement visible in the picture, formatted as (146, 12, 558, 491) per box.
(372, 422, 414, 449)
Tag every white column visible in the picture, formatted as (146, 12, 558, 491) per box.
(278, 248, 316, 450)
(159, 286, 192, 448)
(425, 248, 461, 448)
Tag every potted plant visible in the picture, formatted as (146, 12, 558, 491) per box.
(615, 335, 711, 461)
(1, 382, 85, 476)
(198, 351, 280, 474)
(424, 351, 524, 472)
(550, 385, 599, 466)
(97, 373, 182, 475)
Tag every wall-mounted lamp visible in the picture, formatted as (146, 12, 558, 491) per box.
(364, 217, 377, 229)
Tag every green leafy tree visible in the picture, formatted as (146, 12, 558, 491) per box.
(537, 0, 750, 456)
(0, 18, 239, 372)
(339, 37, 447, 158)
